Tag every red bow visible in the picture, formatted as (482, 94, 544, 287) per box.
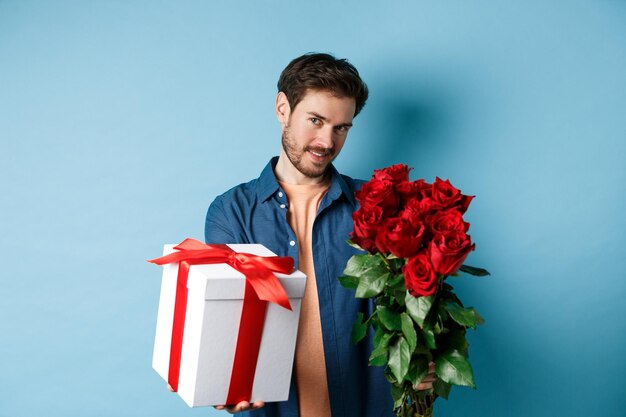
(149, 238, 295, 404)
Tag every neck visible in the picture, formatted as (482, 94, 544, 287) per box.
(275, 151, 330, 185)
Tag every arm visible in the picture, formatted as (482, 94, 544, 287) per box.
(203, 197, 265, 413)
(205, 197, 237, 244)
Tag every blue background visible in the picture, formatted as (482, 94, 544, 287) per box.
(1, 1, 625, 416)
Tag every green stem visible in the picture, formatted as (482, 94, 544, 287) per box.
(380, 254, 393, 272)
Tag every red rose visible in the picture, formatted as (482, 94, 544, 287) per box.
(426, 208, 470, 236)
(419, 181, 434, 200)
(355, 179, 399, 216)
(454, 194, 474, 214)
(395, 180, 422, 205)
(403, 251, 438, 297)
(350, 205, 384, 253)
(401, 197, 444, 222)
(400, 200, 420, 222)
(431, 177, 463, 207)
(431, 177, 474, 213)
(372, 163, 410, 183)
(429, 231, 475, 275)
(375, 217, 425, 258)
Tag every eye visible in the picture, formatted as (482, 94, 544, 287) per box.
(335, 125, 350, 133)
(310, 117, 322, 126)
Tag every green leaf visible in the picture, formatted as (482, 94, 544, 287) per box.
(345, 254, 389, 299)
(369, 348, 388, 366)
(343, 254, 385, 277)
(346, 239, 365, 251)
(393, 288, 406, 306)
(413, 344, 431, 355)
(337, 274, 359, 289)
(433, 379, 452, 399)
(445, 302, 478, 329)
(405, 293, 434, 328)
(384, 367, 397, 384)
(387, 273, 404, 289)
(388, 257, 406, 271)
(351, 312, 367, 344)
(433, 318, 444, 335)
(373, 322, 384, 345)
(421, 328, 436, 349)
(405, 355, 430, 386)
(377, 306, 402, 331)
(369, 331, 392, 366)
(437, 329, 468, 354)
(343, 254, 368, 276)
(390, 383, 404, 409)
(355, 272, 389, 298)
(459, 264, 490, 276)
(388, 337, 411, 382)
(400, 313, 417, 353)
(474, 309, 485, 325)
(435, 349, 476, 388)
(439, 285, 464, 307)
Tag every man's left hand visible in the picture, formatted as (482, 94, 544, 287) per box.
(414, 362, 436, 391)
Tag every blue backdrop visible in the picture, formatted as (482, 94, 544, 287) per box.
(1, 1, 625, 416)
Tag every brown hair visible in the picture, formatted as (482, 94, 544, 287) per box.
(277, 52, 369, 117)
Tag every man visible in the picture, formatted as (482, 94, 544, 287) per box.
(204, 53, 433, 417)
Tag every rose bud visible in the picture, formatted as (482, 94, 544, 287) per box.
(429, 231, 475, 276)
(403, 251, 438, 297)
(375, 217, 425, 258)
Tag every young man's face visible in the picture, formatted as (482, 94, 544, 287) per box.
(277, 89, 356, 179)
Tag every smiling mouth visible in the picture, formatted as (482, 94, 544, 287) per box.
(306, 147, 334, 158)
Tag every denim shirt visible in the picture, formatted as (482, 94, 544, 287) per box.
(204, 157, 393, 417)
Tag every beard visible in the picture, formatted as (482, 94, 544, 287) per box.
(281, 126, 336, 179)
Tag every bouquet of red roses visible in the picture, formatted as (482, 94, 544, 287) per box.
(339, 164, 489, 417)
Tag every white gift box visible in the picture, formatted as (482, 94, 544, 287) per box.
(152, 243, 306, 407)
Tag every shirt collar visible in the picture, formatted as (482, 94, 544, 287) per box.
(256, 156, 356, 206)
(257, 157, 282, 202)
(326, 162, 357, 206)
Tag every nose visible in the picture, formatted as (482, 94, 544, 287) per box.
(316, 126, 335, 149)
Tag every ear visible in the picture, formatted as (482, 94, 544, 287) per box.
(275, 92, 291, 127)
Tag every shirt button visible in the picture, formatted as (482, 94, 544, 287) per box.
(289, 240, 296, 247)
(280, 204, 286, 209)
(278, 192, 284, 198)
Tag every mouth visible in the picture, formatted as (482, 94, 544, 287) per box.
(306, 146, 334, 162)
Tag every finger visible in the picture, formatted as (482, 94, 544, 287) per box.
(167, 384, 175, 392)
(416, 381, 433, 391)
(428, 361, 436, 372)
(225, 401, 251, 414)
(251, 401, 265, 409)
(214, 405, 225, 410)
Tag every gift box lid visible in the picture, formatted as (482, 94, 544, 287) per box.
(162, 244, 306, 300)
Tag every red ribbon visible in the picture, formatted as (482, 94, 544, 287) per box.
(148, 238, 294, 404)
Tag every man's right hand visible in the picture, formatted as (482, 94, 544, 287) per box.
(168, 384, 265, 413)
(214, 401, 265, 414)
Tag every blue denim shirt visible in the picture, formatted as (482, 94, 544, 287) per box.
(204, 157, 393, 417)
